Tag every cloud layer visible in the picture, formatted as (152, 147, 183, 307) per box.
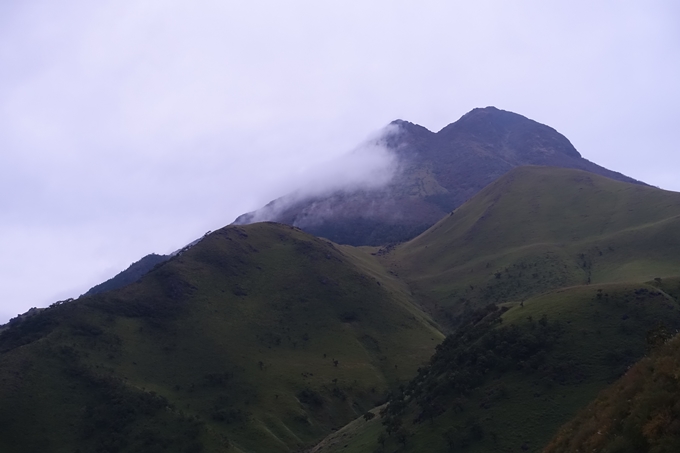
(239, 124, 402, 224)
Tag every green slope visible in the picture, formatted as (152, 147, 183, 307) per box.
(544, 279, 680, 453)
(384, 166, 680, 329)
(0, 223, 442, 453)
(314, 281, 680, 453)
(309, 166, 680, 453)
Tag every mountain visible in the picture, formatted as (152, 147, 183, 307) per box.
(302, 167, 680, 452)
(0, 162, 677, 451)
(234, 107, 643, 246)
(385, 165, 680, 329)
(84, 107, 642, 300)
(0, 223, 442, 453)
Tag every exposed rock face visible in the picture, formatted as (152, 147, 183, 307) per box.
(234, 107, 643, 246)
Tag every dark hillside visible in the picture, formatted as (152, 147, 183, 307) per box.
(544, 278, 680, 452)
(0, 223, 442, 453)
(310, 281, 680, 453)
(306, 166, 680, 453)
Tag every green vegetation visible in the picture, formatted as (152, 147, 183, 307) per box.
(544, 282, 680, 452)
(0, 223, 442, 452)
(1, 166, 680, 452)
(309, 167, 680, 453)
(386, 166, 680, 330)
(334, 283, 680, 453)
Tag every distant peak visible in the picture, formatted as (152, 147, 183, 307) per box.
(455, 106, 527, 124)
(435, 106, 582, 159)
(470, 106, 501, 113)
(387, 119, 433, 135)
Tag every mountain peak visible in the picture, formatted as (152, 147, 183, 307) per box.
(234, 107, 643, 246)
(436, 106, 582, 160)
(460, 105, 502, 116)
(384, 119, 434, 150)
(388, 119, 412, 126)
(388, 118, 433, 135)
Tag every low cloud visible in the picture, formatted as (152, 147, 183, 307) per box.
(235, 123, 403, 224)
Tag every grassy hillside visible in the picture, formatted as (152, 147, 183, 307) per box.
(385, 166, 680, 329)
(313, 280, 680, 453)
(307, 167, 680, 453)
(544, 279, 680, 453)
(0, 223, 442, 453)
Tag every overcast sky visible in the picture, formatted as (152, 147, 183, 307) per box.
(1, 0, 678, 323)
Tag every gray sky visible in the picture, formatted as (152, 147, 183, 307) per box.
(1, 0, 678, 323)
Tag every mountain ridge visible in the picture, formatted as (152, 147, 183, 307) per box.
(382, 165, 680, 329)
(234, 107, 644, 246)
